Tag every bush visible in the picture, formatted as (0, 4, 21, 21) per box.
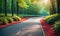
(45, 14, 57, 20)
(0, 14, 13, 17)
(46, 18, 55, 24)
(0, 18, 8, 25)
(0, 21, 3, 25)
(0, 14, 21, 25)
(12, 16, 21, 21)
(6, 17, 13, 23)
(45, 14, 60, 25)
(54, 21, 60, 32)
(0, 14, 5, 17)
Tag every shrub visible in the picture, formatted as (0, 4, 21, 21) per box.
(0, 14, 12, 17)
(45, 14, 60, 25)
(0, 14, 5, 17)
(12, 16, 21, 21)
(0, 18, 8, 25)
(0, 21, 3, 25)
(0, 14, 22, 25)
(54, 21, 60, 32)
(6, 17, 13, 23)
(45, 14, 57, 19)
(46, 17, 55, 24)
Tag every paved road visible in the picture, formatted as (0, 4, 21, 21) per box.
(0, 17, 45, 36)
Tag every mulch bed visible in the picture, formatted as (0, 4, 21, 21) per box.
(40, 18, 55, 36)
(0, 18, 28, 28)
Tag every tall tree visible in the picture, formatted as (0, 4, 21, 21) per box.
(50, 0, 56, 14)
(16, 0, 19, 15)
(0, 0, 2, 13)
(5, 0, 7, 16)
(57, 0, 60, 14)
(11, 0, 14, 16)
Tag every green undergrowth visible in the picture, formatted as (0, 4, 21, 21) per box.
(44, 14, 60, 33)
(45, 14, 60, 25)
(0, 14, 21, 25)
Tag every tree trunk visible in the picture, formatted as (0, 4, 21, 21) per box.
(16, 1, 19, 15)
(50, 0, 56, 14)
(11, 0, 14, 16)
(5, 0, 7, 16)
(57, 0, 60, 14)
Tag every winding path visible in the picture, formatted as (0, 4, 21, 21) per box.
(0, 17, 45, 36)
(17, 17, 45, 36)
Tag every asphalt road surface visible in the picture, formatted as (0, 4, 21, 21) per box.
(0, 17, 45, 36)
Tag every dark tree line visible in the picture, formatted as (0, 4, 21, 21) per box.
(1, 0, 19, 16)
(0, 0, 60, 16)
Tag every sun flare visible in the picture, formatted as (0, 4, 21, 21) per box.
(44, 0, 49, 3)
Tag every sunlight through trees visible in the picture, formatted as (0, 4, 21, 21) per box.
(0, 0, 58, 16)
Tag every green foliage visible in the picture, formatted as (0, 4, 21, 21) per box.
(0, 18, 8, 25)
(0, 14, 12, 17)
(45, 14, 60, 25)
(0, 14, 21, 25)
(0, 14, 5, 17)
(0, 21, 3, 25)
(7, 0, 12, 10)
(54, 21, 60, 32)
(18, 0, 29, 9)
(12, 16, 21, 21)
(6, 17, 13, 23)
(17, 0, 41, 15)
(0, 0, 57, 15)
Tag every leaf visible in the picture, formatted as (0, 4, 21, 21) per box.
(18, 0, 29, 9)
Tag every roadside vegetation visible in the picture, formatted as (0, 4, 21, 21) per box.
(0, 14, 21, 25)
(44, 14, 60, 34)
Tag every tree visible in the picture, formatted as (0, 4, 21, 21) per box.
(11, 0, 14, 16)
(16, 0, 19, 15)
(50, 0, 56, 14)
(5, 0, 7, 16)
(18, 0, 29, 9)
(57, 0, 60, 14)
(0, 0, 2, 13)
